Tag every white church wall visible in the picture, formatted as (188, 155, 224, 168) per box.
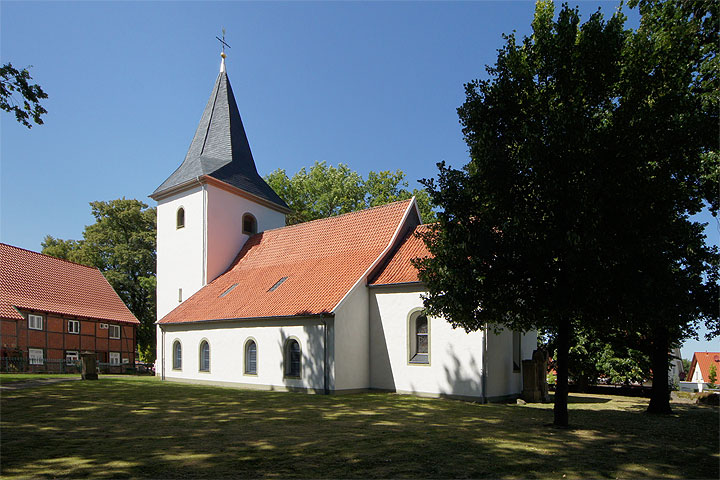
(484, 328, 536, 399)
(160, 317, 330, 391)
(156, 185, 206, 321)
(370, 285, 537, 400)
(369, 285, 487, 399)
(205, 184, 286, 284)
(332, 282, 371, 391)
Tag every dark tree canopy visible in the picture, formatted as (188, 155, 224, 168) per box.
(0, 63, 47, 128)
(264, 161, 435, 225)
(42, 199, 157, 361)
(416, 0, 718, 425)
(544, 325, 651, 390)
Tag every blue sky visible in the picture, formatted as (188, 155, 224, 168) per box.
(1, 1, 716, 358)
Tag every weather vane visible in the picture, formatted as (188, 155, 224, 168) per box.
(216, 28, 231, 58)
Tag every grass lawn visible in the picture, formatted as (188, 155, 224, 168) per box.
(0, 374, 79, 384)
(1, 376, 717, 479)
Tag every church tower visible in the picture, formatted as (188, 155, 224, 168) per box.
(151, 53, 289, 321)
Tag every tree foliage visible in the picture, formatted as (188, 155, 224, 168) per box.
(544, 327, 651, 390)
(417, 1, 629, 426)
(42, 199, 157, 361)
(416, 0, 718, 425)
(0, 63, 47, 128)
(616, 0, 719, 413)
(264, 161, 435, 225)
(708, 363, 717, 388)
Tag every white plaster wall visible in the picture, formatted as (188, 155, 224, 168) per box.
(333, 283, 370, 391)
(484, 328, 537, 398)
(369, 286, 486, 398)
(205, 184, 286, 283)
(370, 286, 537, 399)
(156, 186, 206, 321)
(161, 318, 330, 390)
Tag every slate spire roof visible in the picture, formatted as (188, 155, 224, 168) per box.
(151, 62, 288, 211)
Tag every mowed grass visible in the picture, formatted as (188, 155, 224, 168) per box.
(0, 374, 79, 384)
(1, 376, 717, 479)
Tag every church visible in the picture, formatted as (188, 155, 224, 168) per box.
(151, 54, 535, 402)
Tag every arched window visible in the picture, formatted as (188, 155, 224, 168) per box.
(242, 213, 257, 235)
(173, 340, 182, 370)
(409, 312, 429, 364)
(245, 339, 257, 375)
(176, 207, 185, 229)
(285, 338, 301, 377)
(199, 340, 210, 372)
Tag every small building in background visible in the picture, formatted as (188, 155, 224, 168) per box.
(0, 243, 139, 372)
(680, 351, 720, 392)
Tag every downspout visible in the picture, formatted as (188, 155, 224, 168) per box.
(161, 327, 166, 381)
(481, 324, 488, 404)
(322, 319, 328, 394)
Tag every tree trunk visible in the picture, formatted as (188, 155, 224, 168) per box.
(647, 326, 672, 414)
(553, 318, 571, 426)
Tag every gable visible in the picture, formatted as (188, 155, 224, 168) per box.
(369, 224, 432, 286)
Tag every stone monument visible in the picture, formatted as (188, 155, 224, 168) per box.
(80, 352, 98, 380)
(522, 348, 550, 403)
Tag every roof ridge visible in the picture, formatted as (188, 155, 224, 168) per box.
(0, 242, 100, 272)
(262, 198, 414, 234)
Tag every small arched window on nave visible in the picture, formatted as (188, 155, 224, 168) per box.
(199, 340, 210, 372)
(173, 340, 182, 370)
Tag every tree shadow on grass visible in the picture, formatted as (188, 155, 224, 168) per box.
(557, 394, 612, 404)
(1, 377, 717, 479)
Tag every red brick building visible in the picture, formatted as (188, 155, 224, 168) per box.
(0, 243, 139, 369)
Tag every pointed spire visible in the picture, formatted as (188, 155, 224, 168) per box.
(151, 60, 289, 211)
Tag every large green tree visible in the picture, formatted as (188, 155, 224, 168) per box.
(42, 199, 157, 361)
(611, 0, 719, 413)
(416, 0, 718, 425)
(265, 161, 435, 225)
(416, 2, 629, 426)
(0, 63, 47, 128)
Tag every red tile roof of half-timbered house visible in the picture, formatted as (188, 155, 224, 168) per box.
(0, 243, 139, 324)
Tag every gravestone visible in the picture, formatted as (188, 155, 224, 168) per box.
(80, 352, 98, 380)
(522, 348, 550, 403)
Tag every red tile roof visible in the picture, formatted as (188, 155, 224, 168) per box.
(369, 225, 432, 286)
(687, 351, 720, 383)
(160, 199, 415, 324)
(0, 243, 139, 324)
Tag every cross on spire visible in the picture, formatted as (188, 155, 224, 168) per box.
(216, 28, 231, 73)
(216, 28, 231, 57)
